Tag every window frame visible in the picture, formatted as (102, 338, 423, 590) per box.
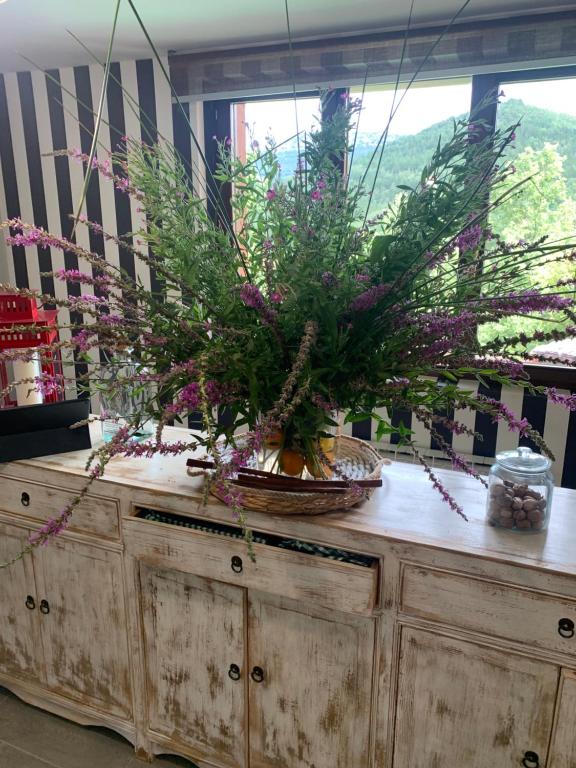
(203, 69, 576, 387)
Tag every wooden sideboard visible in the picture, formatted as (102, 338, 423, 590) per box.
(1, 424, 576, 768)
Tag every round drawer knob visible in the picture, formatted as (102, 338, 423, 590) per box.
(228, 664, 241, 681)
(558, 618, 575, 639)
(522, 751, 540, 768)
(250, 666, 265, 683)
(20, 492, 30, 507)
(231, 556, 243, 574)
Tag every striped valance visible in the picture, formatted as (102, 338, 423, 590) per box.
(170, 11, 576, 99)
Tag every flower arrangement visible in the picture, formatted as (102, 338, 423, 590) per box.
(2, 85, 576, 565)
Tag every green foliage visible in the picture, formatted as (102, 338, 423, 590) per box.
(117, 96, 575, 455)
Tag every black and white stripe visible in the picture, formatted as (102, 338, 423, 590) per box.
(1, 60, 575, 488)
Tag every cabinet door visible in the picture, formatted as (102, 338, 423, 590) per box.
(248, 592, 375, 768)
(140, 565, 246, 768)
(549, 670, 576, 768)
(393, 627, 559, 768)
(0, 522, 43, 682)
(33, 538, 132, 718)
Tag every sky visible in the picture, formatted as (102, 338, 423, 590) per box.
(241, 77, 576, 147)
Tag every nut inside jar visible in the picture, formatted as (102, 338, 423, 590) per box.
(488, 480, 547, 531)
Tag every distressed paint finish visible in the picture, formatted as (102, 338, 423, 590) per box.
(33, 538, 132, 718)
(393, 627, 559, 768)
(549, 670, 576, 768)
(139, 565, 246, 768)
(3, 436, 576, 766)
(0, 521, 43, 682)
(124, 518, 378, 617)
(0, 474, 120, 539)
(247, 591, 374, 768)
(401, 564, 576, 658)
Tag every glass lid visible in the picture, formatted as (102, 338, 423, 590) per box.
(496, 446, 552, 473)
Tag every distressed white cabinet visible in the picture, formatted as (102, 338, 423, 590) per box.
(393, 627, 559, 768)
(247, 591, 374, 768)
(139, 565, 246, 768)
(3, 431, 576, 767)
(33, 537, 132, 718)
(134, 556, 376, 768)
(549, 670, 576, 768)
(0, 521, 43, 683)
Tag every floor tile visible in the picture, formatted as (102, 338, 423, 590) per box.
(0, 692, 133, 768)
(0, 741, 59, 768)
(123, 750, 199, 767)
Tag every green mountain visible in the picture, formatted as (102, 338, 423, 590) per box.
(275, 99, 576, 214)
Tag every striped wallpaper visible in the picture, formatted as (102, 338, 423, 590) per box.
(346, 380, 576, 489)
(0, 59, 575, 488)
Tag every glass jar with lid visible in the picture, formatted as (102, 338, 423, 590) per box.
(486, 447, 554, 532)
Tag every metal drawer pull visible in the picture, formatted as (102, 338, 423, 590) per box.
(231, 555, 243, 574)
(558, 618, 575, 638)
(228, 664, 241, 681)
(39, 599, 50, 615)
(522, 751, 540, 767)
(250, 666, 265, 683)
(20, 492, 30, 507)
(25, 595, 36, 610)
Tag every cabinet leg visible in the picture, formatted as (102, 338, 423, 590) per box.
(134, 746, 154, 763)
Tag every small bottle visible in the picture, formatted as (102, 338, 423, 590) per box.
(486, 447, 554, 533)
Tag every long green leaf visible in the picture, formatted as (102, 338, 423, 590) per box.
(71, 0, 122, 239)
(124, 0, 250, 276)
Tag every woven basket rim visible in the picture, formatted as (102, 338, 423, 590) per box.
(203, 434, 385, 515)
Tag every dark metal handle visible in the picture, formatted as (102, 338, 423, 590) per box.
(250, 666, 265, 683)
(20, 492, 30, 507)
(231, 555, 243, 574)
(228, 664, 241, 681)
(25, 595, 35, 610)
(522, 751, 540, 768)
(39, 599, 50, 615)
(558, 618, 575, 638)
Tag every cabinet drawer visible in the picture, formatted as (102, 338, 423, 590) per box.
(0, 477, 120, 540)
(401, 564, 576, 657)
(125, 510, 379, 616)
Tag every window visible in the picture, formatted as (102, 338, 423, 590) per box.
(232, 95, 322, 178)
(479, 76, 576, 351)
(348, 79, 472, 219)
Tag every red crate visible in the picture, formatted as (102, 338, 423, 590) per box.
(0, 294, 40, 323)
(0, 310, 58, 350)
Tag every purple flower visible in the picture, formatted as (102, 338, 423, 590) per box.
(354, 273, 371, 283)
(180, 382, 201, 410)
(262, 239, 273, 251)
(478, 396, 531, 436)
(545, 387, 576, 411)
(311, 188, 323, 201)
(239, 283, 277, 324)
(270, 291, 283, 304)
(34, 373, 61, 397)
(240, 283, 265, 310)
(455, 224, 484, 253)
(290, 224, 298, 233)
(322, 271, 338, 288)
(312, 393, 338, 412)
(479, 290, 572, 314)
(350, 283, 390, 312)
(266, 189, 276, 201)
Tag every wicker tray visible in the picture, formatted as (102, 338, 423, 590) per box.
(204, 435, 386, 515)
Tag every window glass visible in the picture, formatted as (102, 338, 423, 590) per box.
(233, 96, 322, 179)
(347, 79, 472, 218)
(479, 78, 576, 351)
